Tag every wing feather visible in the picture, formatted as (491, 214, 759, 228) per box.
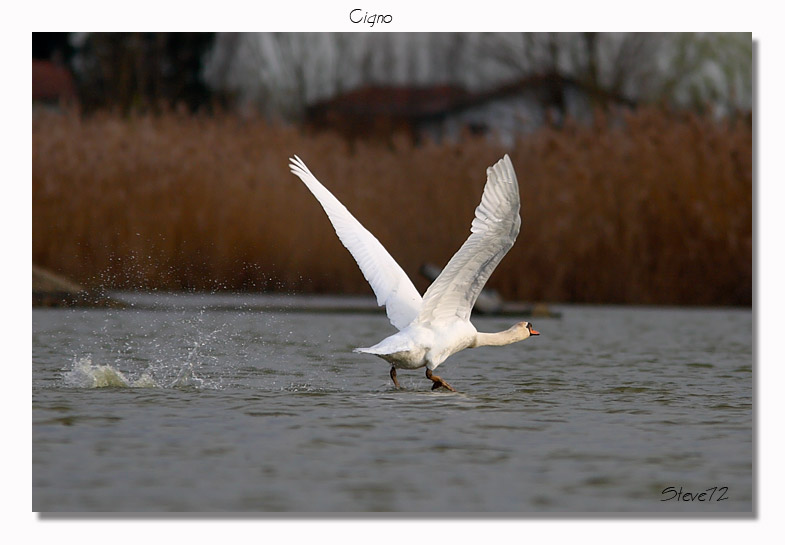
(416, 155, 521, 324)
(290, 156, 422, 330)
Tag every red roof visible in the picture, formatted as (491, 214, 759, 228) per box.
(308, 84, 471, 119)
(33, 59, 76, 102)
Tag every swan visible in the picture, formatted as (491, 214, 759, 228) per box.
(289, 154, 539, 391)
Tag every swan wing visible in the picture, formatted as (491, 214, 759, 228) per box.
(416, 154, 521, 324)
(290, 156, 422, 330)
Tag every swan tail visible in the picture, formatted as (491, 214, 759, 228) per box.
(353, 346, 389, 356)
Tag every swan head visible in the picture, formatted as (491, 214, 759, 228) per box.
(517, 321, 540, 338)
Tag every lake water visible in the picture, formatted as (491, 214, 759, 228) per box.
(32, 294, 753, 513)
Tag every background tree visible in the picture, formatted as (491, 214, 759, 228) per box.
(202, 33, 751, 122)
(70, 33, 216, 114)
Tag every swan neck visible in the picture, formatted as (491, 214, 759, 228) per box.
(473, 327, 528, 348)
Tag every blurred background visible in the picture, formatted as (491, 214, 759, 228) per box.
(32, 32, 752, 306)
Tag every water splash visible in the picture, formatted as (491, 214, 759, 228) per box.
(63, 356, 159, 388)
(63, 302, 234, 390)
(170, 361, 205, 389)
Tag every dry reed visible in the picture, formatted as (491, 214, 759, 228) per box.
(32, 107, 752, 305)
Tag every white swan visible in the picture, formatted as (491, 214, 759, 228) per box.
(289, 154, 539, 391)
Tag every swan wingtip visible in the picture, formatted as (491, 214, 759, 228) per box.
(289, 155, 308, 176)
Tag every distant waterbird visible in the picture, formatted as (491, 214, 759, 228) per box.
(289, 154, 539, 392)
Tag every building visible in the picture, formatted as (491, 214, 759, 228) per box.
(305, 73, 636, 145)
(33, 59, 77, 106)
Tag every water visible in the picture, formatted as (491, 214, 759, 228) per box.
(32, 294, 753, 513)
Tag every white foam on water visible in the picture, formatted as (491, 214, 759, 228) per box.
(61, 355, 222, 390)
(133, 372, 158, 388)
(63, 356, 160, 389)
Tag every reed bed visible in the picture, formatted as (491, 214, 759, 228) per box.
(32, 108, 752, 305)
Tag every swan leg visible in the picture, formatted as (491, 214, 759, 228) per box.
(425, 368, 456, 392)
(390, 366, 402, 389)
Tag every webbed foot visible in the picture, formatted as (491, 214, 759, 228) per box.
(425, 368, 456, 392)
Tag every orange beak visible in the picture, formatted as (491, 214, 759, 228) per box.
(529, 327, 540, 336)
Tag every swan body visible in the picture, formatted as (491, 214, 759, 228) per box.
(290, 154, 539, 391)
